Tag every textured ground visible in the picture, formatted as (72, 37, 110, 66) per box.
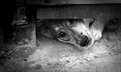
(0, 22, 121, 72)
(27, 33, 121, 72)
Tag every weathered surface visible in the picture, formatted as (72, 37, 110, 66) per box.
(27, 0, 121, 5)
(36, 5, 121, 19)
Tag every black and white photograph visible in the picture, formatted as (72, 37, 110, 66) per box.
(0, 0, 121, 72)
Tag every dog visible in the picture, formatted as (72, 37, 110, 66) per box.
(38, 18, 105, 50)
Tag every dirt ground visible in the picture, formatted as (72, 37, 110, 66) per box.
(27, 32, 121, 72)
(0, 23, 121, 72)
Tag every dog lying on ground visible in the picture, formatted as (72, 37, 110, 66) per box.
(38, 18, 105, 50)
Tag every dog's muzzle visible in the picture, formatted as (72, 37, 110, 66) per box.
(56, 27, 94, 50)
(78, 35, 92, 47)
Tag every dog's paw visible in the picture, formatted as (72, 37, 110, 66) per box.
(91, 28, 102, 40)
(90, 19, 105, 41)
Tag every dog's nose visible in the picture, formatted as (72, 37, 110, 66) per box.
(79, 35, 91, 47)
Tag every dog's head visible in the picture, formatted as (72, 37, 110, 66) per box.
(40, 19, 103, 50)
(64, 19, 94, 49)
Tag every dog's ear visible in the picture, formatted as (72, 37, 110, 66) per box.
(83, 18, 95, 28)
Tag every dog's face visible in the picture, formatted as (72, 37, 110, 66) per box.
(40, 19, 104, 50)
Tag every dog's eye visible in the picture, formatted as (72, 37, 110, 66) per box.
(57, 29, 70, 41)
(57, 31, 70, 41)
(58, 32, 67, 38)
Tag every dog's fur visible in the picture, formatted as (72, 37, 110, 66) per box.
(39, 18, 105, 50)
